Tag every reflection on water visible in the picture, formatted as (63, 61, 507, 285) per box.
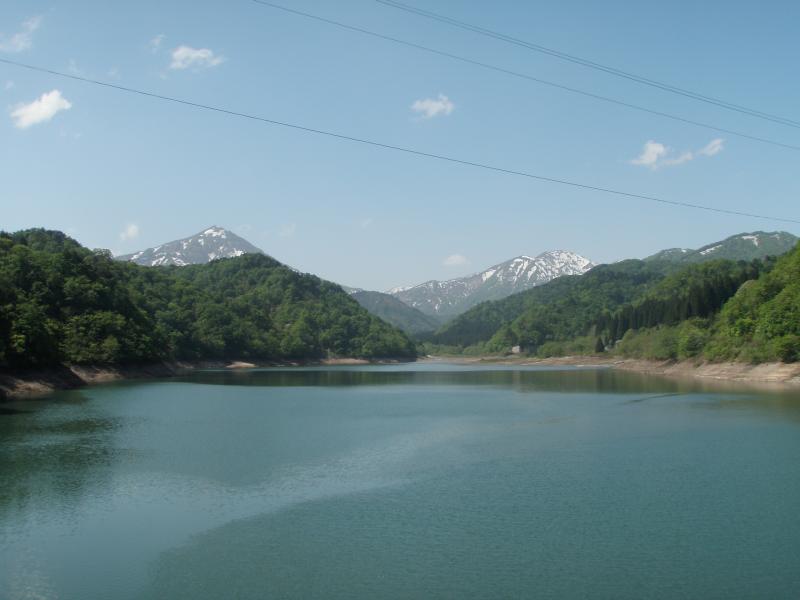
(1, 364, 799, 599)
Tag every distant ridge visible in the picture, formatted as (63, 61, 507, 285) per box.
(645, 231, 798, 264)
(116, 226, 264, 266)
(390, 251, 594, 318)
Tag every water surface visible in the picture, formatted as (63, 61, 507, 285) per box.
(1, 364, 799, 599)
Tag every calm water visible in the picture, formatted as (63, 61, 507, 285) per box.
(1, 363, 800, 599)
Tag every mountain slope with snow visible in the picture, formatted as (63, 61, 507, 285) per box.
(391, 251, 594, 318)
(645, 231, 797, 264)
(116, 226, 264, 266)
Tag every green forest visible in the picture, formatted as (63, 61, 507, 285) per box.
(423, 243, 800, 363)
(0, 229, 416, 369)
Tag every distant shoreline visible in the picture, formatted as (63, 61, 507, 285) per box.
(0, 358, 412, 401)
(3, 355, 799, 401)
(421, 355, 800, 387)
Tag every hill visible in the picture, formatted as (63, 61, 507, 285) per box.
(350, 291, 442, 335)
(0, 229, 416, 369)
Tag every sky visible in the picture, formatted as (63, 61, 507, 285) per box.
(2, 0, 799, 291)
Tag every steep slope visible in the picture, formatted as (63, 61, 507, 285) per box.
(350, 291, 442, 335)
(645, 231, 797, 264)
(706, 242, 800, 362)
(117, 226, 263, 266)
(391, 251, 594, 318)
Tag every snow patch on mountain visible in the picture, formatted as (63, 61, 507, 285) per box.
(116, 226, 264, 267)
(390, 250, 595, 317)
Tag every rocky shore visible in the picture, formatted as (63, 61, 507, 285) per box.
(426, 355, 800, 387)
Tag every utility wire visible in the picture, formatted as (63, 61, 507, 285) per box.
(250, 0, 800, 153)
(2, 57, 798, 225)
(373, 0, 800, 130)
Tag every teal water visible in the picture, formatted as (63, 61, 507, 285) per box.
(1, 364, 799, 599)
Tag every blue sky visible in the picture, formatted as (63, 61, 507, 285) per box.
(2, 0, 799, 290)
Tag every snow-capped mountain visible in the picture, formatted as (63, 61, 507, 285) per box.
(116, 226, 264, 266)
(645, 231, 798, 264)
(390, 250, 595, 318)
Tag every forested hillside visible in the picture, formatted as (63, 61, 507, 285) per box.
(350, 290, 442, 335)
(431, 260, 672, 349)
(0, 229, 416, 368)
(427, 248, 795, 363)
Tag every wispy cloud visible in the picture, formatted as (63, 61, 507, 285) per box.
(411, 94, 455, 119)
(119, 223, 140, 241)
(0, 16, 42, 53)
(443, 253, 469, 267)
(359, 217, 373, 229)
(630, 138, 725, 170)
(4, 80, 14, 91)
(279, 223, 296, 238)
(149, 34, 165, 53)
(699, 138, 724, 157)
(67, 59, 83, 76)
(169, 46, 225, 70)
(10, 90, 72, 129)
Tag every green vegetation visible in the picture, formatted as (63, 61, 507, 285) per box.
(350, 290, 442, 335)
(432, 260, 672, 350)
(0, 229, 416, 369)
(427, 243, 800, 364)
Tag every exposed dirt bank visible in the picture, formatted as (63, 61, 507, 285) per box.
(0, 357, 410, 401)
(422, 355, 800, 387)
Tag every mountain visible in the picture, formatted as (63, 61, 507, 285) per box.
(645, 231, 797, 264)
(0, 229, 416, 368)
(430, 259, 670, 348)
(117, 226, 263, 266)
(390, 251, 594, 319)
(350, 290, 442, 336)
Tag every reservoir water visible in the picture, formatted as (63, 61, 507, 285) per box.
(1, 363, 799, 599)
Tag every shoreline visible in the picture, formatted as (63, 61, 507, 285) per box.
(3, 354, 799, 401)
(422, 355, 800, 387)
(0, 357, 410, 401)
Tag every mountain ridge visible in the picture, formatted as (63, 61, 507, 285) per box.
(390, 250, 595, 318)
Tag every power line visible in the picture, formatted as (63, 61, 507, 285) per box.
(250, 0, 800, 153)
(1, 57, 798, 225)
(373, 0, 800, 130)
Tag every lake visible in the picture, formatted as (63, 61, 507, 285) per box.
(1, 363, 799, 599)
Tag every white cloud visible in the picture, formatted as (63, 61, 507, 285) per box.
(119, 223, 140, 241)
(443, 253, 469, 267)
(279, 223, 296, 238)
(4, 80, 14, 91)
(630, 140, 668, 168)
(359, 217, 373, 229)
(630, 138, 725, 170)
(0, 16, 42, 53)
(107, 67, 121, 79)
(411, 94, 455, 119)
(10, 90, 72, 129)
(699, 138, 724, 157)
(149, 34, 165, 53)
(169, 45, 225, 70)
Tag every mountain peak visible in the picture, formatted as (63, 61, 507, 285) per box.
(116, 226, 264, 266)
(390, 251, 595, 317)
